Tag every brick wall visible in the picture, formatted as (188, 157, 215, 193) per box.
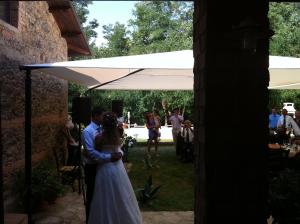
(0, 1, 68, 187)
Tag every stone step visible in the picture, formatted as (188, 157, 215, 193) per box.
(4, 213, 28, 224)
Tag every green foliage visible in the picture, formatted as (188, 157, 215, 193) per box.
(90, 90, 193, 125)
(13, 162, 65, 211)
(121, 134, 137, 162)
(102, 22, 130, 57)
(268, 169, 300, 224)
(269, 3, 300, 57)
(129, 1, 193, 54)
(70, 1, 100, 62)
(93, 1, 193, 57)
(68, 82, 88, 111)
(269, 90, 300, 112)
(136, 175, 162, 206)
(71, 0, 99, 44)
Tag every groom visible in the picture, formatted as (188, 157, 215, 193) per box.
(82, 107, 122, 223)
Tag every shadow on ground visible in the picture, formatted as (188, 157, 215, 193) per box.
(33, 191, 194, 224)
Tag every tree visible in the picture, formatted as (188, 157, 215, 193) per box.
(71, 0, 99, 44)
(129, 1, 193, 54)
(89, 90, 193, 125)
(269, 3, 300, 57)
(71, 0, 100, 60)
(67, 83, 87, 111)
(269, 90, 300, 112)
(95, 22, 130, 57)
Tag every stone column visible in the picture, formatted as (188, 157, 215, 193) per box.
(194, 1, 269, 223)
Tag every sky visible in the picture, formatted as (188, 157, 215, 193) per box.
(87, 1, 138, 46)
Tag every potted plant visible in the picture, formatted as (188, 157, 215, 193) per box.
(121, 134, 137, 163)
(135, 175, 161, 206)
(13, 162, 65, 212)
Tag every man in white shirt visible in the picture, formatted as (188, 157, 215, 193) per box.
(181, 120, 194, 162)
(276, 109, 300, 143)
(277, 109, 293, 129)
(81, 107, 122, 222)
(169, 108, 184, 153)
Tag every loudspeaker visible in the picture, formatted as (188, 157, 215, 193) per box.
(72, 97, 91, 125)
(112, 100, 123, 118)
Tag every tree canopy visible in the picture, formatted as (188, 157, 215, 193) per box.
(269, 3, 300, 57)
(129, 1, 193, 54)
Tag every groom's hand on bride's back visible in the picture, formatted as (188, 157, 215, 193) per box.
(111, 152, 122, 162)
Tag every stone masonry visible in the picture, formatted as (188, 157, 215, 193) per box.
(193, 0, 269, 223)
(0, 1, 68, 206)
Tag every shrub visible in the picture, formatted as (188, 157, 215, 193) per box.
(121, 134, 137, 162)
(13, 162, 65, 212)
(135, 175, 161, 206)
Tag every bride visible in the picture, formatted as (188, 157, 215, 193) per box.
(88, 112, 142, 224)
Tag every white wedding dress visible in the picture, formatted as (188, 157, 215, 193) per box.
(88, 145, 142, 224)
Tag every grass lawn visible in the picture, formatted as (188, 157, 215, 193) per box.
(127, 144, 194, 211)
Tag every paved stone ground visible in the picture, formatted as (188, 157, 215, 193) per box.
(33, 191, 194, 224)
(142, 211, 194, 224)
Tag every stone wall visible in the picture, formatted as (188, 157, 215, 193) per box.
(193, 0, 269, 223)
(0, 1, 68, 186)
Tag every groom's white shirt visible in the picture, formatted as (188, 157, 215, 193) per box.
(82, 121, 111, 164)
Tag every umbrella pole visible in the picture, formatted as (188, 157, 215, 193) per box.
(25, 70, 33, 223)
(0, 81, 3, 224)
(88, 88, 93, 108)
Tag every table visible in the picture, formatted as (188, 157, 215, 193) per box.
(268, 144, 300, 172)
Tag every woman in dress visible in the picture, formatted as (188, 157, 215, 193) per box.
(145, 112, 160, 167)
(145, 112, 159, 155)
(88, 112, 142, 224)
(153, 110, 161, 141)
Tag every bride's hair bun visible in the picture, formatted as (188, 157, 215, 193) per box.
(102, 112, 118, 129)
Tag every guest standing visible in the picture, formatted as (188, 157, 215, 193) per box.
(269, 108, 280, 130)
(180, 120, 194, 162)
(153, 110, 161, 141)
(145, 112, 159, 157)
(294, 110, 300, 128)
(65, 114, 81, 165)
(169, 108, 184, 154)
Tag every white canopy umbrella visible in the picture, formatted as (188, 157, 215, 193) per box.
(21, 50, 300, 90)
(22, 50, 193, 90)
(269, 56, 300, 89)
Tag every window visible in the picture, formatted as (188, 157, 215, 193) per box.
(0, 2, 9, 22)
(0, 1, 18, 27)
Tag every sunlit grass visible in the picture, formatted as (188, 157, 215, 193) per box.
(127, 144, 194, 211)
